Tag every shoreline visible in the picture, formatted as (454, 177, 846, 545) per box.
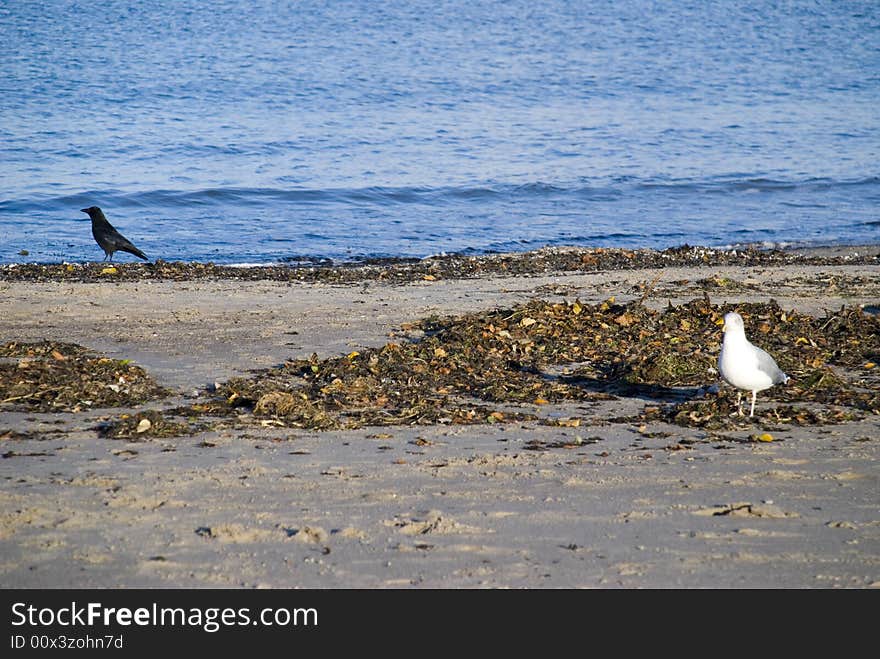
(1, 246, 878, 588)
(2, 243, 879, 285)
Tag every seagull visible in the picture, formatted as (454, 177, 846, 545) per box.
(81, 206, 148, 262)
(717, 311, 789, 417)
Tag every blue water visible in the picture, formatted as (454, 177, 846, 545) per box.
(1, 0, 878, 264)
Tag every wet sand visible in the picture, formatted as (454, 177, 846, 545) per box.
(1, 247, 878, 588)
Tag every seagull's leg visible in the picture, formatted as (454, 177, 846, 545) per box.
(749, 391, 757, 417)
(735, 391, 742, 416)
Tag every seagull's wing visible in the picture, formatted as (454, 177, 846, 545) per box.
(753, 345, 787, 384)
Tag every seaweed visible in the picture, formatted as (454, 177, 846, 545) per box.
(6, 285, 875, 432)
(0, 341, 169, 412)
(179, 297, 879, 430)
(2, 244, 876, 284)
(95, 409, 198, 439)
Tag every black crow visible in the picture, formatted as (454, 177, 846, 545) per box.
(81, 206, 148, 262)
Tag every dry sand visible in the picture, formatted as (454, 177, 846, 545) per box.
(1, 249, 878, 588)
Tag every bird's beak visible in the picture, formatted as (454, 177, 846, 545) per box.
(80, 208, 89, 214)
(715, 317, 725, 328)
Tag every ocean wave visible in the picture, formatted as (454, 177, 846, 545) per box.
(3, 175, 878, 215)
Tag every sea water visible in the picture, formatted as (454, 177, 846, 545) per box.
(1, 0, 878, 264)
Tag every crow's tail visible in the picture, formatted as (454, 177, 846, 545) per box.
(122, 244, 148, 261)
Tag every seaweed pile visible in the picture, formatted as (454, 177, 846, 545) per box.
(3, 297, 875, 434)
(2, 245, 876, 284)
(190, 297, 879, 431)
(96, 409, 196, 440)
(0, 341, 168, 413)
(649, 303, 880, 429)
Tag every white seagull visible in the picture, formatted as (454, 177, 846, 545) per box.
(717, 312, 789, 417)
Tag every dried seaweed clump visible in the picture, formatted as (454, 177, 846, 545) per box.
(97, 409, 194, 439)
(0, 341, 169, 412)
(197, 296, 879, 431)
(645, 396, 861, 431)
(207, 298, 642, 430)
(639, 302, 880, 428)
(1, 244, 875, 284)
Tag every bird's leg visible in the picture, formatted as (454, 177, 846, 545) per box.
(749, 391, 757, 417)
(735, 391, 742, 416)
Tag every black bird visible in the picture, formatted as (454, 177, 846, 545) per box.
(80, 206, 148, 262)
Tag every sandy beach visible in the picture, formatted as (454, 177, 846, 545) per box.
(1, 246, 878, 588)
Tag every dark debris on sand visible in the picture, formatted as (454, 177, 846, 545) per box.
(95, 409, 199, 440)
(4, 288, 877, 434)
(2, 245, 878, 284)
(0, 341, 168, 413)
(175, 296, 879, 432)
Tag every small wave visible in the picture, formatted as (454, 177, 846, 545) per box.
(0, 183, 589, 213)
(635, 175, 880, 194)
(2, 175, 878, 216)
